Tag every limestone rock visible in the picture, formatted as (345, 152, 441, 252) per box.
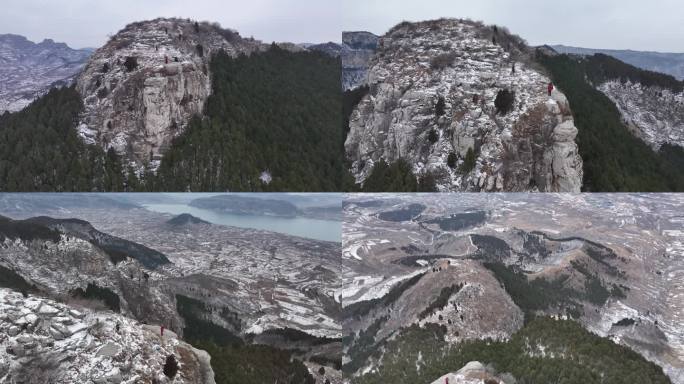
(75, 18, 265, 169)
(0, 288, 215, 383)
(598, 80, 684, 150)
(345, 19, 583, 192)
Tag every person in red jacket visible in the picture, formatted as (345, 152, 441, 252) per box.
(161, 325, 165, 337)
(548, 82, 554, 96)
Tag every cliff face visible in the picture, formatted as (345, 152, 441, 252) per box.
(598, 80, 684, 150)
(341, 31, 378, 90)
(345, 19, 583, 192)
(75, 18, 264, 169)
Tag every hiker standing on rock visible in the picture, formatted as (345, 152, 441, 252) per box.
(161, 325, 164, 337)
(548, 82, 554, 96)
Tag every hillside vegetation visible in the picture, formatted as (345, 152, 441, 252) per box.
(176, 294, 316, 384)
(155, 45, 343, 191)
(538, 52, 684, 191)
(1, 46, 342, 192)
(0, 87, 128, 191)
(354, 317, 670, 384)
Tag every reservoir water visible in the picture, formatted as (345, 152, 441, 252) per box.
(143, 203, 341, 242)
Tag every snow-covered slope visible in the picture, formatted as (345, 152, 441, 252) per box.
(345, 19, 583, 192)
(598, 80, 684, 149)
(0, 34, 92, 113)
(342, 193, 684, 383)
(0, 206, 344, 382)
(0, 288, 214, 384)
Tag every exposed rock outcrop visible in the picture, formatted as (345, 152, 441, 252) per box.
(0, 288, 215, 384)
(0, 216, 182, 333)
(75, 18, 265, 169)
(598, 80, 684, 149)
(429, 361, 515, 384)
(341, 31, 379, 90)
(345, 19, 583, 191)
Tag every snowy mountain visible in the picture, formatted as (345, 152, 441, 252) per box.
(73, 17, 339, 171)
(74, 18, 266, 169)
(0, 199, 344, 383)
(543, 48, 684, 151)
(0, 34, 92, 113)
(345, 19, 583, 192)
(342, 193, 684, 383)
(552, 45, 684, 81)
(0, 288, 214, 384)
(598, 80, 684, 150)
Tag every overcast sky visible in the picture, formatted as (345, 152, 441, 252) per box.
(0, 0, 340, 48)
(343, 0, 684, 52)
(3, 0, 682, 52)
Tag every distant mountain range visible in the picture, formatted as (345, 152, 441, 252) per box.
(551, 44, 684, 80)
(0, 34, 93, 113)
(188, 194, 342, 221)
(300, 41, 342, 57)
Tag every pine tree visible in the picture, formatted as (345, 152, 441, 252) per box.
(163, 355, 179, 378)
(460, 147, 476, 173)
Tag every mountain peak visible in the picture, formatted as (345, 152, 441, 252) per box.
(74, 18, 266, 168)
(166, 213, 210, 226)
(344, 18, 583, 192)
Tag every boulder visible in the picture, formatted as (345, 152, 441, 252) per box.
(7, 326, 20, 337)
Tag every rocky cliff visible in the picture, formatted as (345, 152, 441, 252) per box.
(341, 31, 378, 90)
(0, 288, 214, 384)
(75, 18, 265, 169)
(345, 19, 583, 192)
(0, 34, 92, 113)
(598, 80, 684, 149)
(0, 202, 345, 383)
(0, 213, 187, 332)
(429, 361, 514, 384)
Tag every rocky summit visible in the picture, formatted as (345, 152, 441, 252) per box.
(0, 288, 214, 384)
(75, 18, 266, 169)
(345, 19, 583, 192)
(0, 34, 92, 113)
